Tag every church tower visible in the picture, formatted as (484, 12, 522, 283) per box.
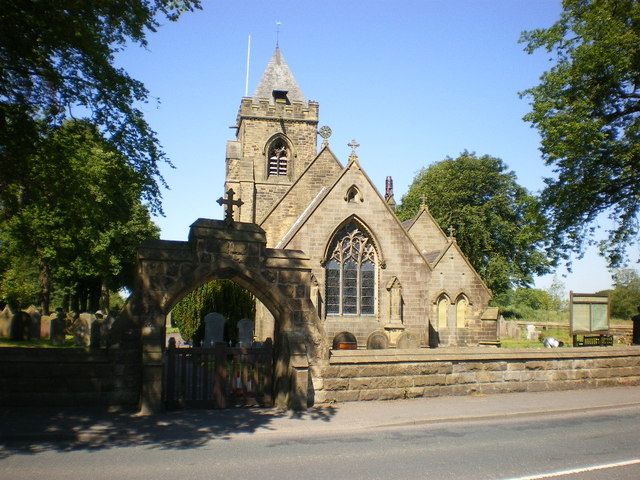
(225, 47, 319, 223)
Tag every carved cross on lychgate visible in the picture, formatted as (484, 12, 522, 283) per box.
(217, 188, 244, 223)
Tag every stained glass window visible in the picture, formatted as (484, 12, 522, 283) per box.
(325, 222, 377, 315)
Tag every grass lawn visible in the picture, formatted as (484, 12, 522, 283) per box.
(500, 327, 572, 349)
(0, 335, 78, 348)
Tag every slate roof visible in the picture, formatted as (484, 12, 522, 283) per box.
(253, 47, 306, 103)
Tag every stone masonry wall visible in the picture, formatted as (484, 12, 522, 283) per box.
(0, 347, 140, 407)
(284, 164, 433, 348)
(313, 347, 640, 403)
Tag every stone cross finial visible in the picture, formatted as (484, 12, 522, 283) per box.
(448, 225, 456, 238)
(420, 195, 428, 208)
(348, 139, 360, 155)
(217, 188, 244, 223)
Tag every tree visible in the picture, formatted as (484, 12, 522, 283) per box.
(0, 120, 159, 313)
(608, 268, 640, 319)
(520, 0, 640, 268)
(0, 0, 201, 216)
(397, 151, 552, 294)
(171, 280, 256, 344)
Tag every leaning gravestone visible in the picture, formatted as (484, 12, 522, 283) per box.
(237, 318, 254, 347)
(203, 312, 225, 347)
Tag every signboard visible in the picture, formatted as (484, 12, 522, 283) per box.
(569, 292, 610, 334)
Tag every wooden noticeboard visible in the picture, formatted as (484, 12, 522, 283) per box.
(569, 292, 610, 335)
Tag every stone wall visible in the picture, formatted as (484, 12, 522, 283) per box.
(0, 347, 140, 407)
(313, 347, 640, 403)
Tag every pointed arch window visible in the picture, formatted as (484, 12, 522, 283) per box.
(456, 295, 468, 329)
(325, 222, 377, 315)
(437, 295, 449, 330)
(268, 138, 289, 176)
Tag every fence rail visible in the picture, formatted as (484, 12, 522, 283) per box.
(163, 345, 273, 409)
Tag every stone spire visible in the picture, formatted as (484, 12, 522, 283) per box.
(253, 47, 306, 103)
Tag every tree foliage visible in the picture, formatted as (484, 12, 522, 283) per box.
(0, 0, 201, 215)
(606, 268, 640, 319)
(171, 280, 256, 344)
(0, 120, 159, 312)
(397, 151, 552, 294)
(520, 0, 640, 268)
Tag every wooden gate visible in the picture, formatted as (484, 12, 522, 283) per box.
(163, 343, 273, 409)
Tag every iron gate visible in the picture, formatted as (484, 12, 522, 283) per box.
(163, 344, 273, 409)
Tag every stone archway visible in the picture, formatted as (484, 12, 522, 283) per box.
(114, 218, 328, 413)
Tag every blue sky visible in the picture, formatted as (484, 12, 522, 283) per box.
(116, 0, 631, 294)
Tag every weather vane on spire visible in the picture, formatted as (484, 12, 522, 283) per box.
(276, 21, 282, 47)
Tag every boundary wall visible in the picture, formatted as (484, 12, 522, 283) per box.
(312, 347, 640, 403)
(0, 347, 140, 407)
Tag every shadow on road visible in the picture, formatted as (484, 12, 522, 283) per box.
(0, 405, 337, 458)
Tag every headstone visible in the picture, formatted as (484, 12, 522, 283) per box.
(10, 311, 31, 340)
(25, 305, 41, 339)
(525, 324, 538, 341)
(76, 313, 95, 347)
(50, 308, 66, 346)
(237, 318, 254, 347)
(396, 331, 419, 349)
(89, 311, 105, 350)
(203, 312, 225, 347)
(0, 305, 12, 337)
(366, 331, 389, 350)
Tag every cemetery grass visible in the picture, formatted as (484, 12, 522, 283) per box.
(0, 335, 78, 348)
(500, 327, 572, 349)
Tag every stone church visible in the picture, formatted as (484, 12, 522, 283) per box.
(224, 47, 496, 348)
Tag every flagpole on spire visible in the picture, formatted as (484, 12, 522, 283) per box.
(244, 34, 251, 97)
(276, 20, 282, 47)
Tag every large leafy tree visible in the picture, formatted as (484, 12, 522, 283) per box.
(0, 0, 200, 216)
(0, 120, 159, 313)
(397, 152, 551, 294)
(520, 0, 640, 268)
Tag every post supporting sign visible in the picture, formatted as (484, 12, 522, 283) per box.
(569, 292, 612, 347)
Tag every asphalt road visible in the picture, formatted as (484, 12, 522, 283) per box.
(1, 406, 639, 480)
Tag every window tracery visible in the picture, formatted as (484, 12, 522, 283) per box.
(325, 222, 377, 315)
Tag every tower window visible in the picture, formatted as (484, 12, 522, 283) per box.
(268, 139, 289, 177)
(325, 222, 377, 316)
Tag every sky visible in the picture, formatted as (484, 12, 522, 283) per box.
(115, 0, 634, 294)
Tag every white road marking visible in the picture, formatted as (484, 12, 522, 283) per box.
(502, 458, 640, 480)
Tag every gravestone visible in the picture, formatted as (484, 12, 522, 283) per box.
(50, 309, 66, 346)
(237, 318, 254, 347)
(0, 305, 12, 337)
(366, 331, 389, 349)
(396, 331, 419, 349)
(89, 311, 106, 350)
(203, 312, 225, 347)
(76, 313, 96, 347)
(25, 305, 41, 339)
(40, 314, 52, 339)
(525, 324, 538, 341)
